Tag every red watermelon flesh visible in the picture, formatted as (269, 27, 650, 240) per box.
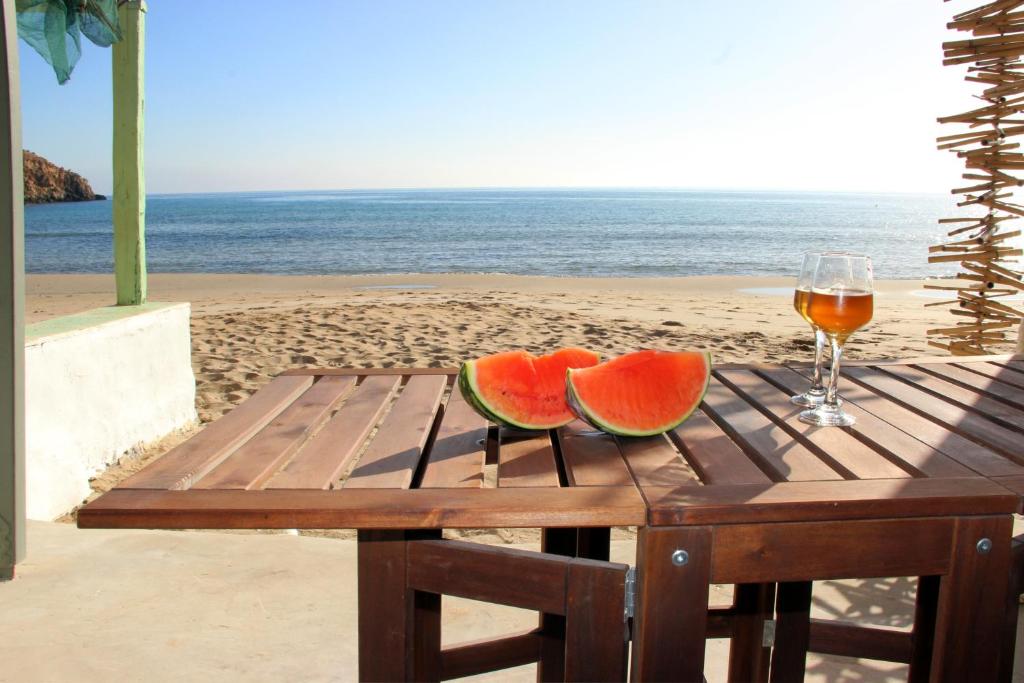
(566, 350, 711, 436)
(459, 347, 601, 430)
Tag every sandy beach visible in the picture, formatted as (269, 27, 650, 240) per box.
(25, 272, 1020, 502)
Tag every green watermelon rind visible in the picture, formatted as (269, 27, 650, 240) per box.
(458, 360, 575, 431)
(565, 351, 712, 437)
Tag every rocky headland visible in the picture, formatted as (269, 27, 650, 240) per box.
(23, 150, 105, 203)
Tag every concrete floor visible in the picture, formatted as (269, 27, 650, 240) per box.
(0, 522, 1019, 682)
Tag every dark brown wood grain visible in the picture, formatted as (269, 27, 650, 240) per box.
(727, 583, 774, 683)
(194, 376, 356, 490)
(845, 366, 1024, 461)
(345, 375, 446, 489)
(669, 409, 771, 485)
(120, 375, 314, 490)
(807, 620, 913, 663)
(769, 582, 813, 681)
(439, 630, 541, 680)
(999, 536, 1024, 682)
(881, 364, 1024, 431)
(908, 575, 939, 683)
(538, 528, 577, 682)
(711, 518, 954, 584)
(564, 558, 629, 682)
(615, 434, 701, 489)
(700, 378, 842, 482)
(717, 369, 909, 480)
(267, 375, 400, 489)
(630, 526, 712, 683)
(806, 367, 1024, 477)
(558, 421, 634, 487)
(497, 430, 560, 488)
(418, 387, 488, 489)
(762, 367, 971, 478)
(411, 531, 444, 682)
(406, 539, 568, 615)
(644, 478, 1017, 526)
(916, 361, 1024, 410)
(930, 515, 1014, 681)
(78, 487, 647, 529)
(357, 530, 412, 682)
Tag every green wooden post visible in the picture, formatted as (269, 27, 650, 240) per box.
(112, 0, 146, 306)
(0, 0, 25, 581)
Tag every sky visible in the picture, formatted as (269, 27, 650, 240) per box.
(17, 1, 974, 195)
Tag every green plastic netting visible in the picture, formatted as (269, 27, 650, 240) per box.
(16, 0, 121, 84)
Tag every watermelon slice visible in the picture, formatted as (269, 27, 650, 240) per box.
(566, 350, 711, 437)
(459, 348, 601, 430)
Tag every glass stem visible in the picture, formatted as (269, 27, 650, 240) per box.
(810, 328, 826, 395)
(825, 336, 843, 408)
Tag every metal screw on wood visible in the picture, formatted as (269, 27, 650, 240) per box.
(977, 538, 993, 555)
(671, 549, 689, 566)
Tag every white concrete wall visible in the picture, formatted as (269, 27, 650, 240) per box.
(25, 303, 196, 520)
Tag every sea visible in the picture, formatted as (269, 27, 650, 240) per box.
(23, 188, 969, 279)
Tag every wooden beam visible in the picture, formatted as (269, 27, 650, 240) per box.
(0, 0, 24, 581)
(112, 1, 146, 306)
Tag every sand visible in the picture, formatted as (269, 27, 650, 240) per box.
(25, 272, 1021, 502)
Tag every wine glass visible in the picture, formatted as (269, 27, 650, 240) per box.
(799, 253, 874, 427)
(790, 251, 828, 407)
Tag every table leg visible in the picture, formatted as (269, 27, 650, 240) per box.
(357, 530, 414, 682)
(998, 536, 1024, 683)
(769, 581, 812, 682)
(908, 575, 939, 683)
(630, 526, 712, 683)
(728, 583, 775, 683)
(577, 527, 611, 561)
(538, 528, 578, 682)
(930, 515, 1013, 682)
(358, 529, 442, 683)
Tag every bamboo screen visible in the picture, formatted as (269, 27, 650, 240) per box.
(930, 0, 1024, 355)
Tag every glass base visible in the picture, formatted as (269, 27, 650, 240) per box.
(790, 390, 825, 407)
(790, 391, 841, 408)
(799, 404, 855, 427)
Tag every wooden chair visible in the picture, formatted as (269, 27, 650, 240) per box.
(357, 529, 630, 682)
(741, 541, 1024, 683)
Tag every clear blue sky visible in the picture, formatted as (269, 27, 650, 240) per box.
(18, 1, 968, 195)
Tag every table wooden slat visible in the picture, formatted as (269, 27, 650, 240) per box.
(497, 431, 560, 488)
(700, 379, 842, 482)
(845, 367, 1024, 463)
(669, 409, 771, 485)
(997, 360, 1024, 373)
(78, 487, 647, 529)
(960, 362, 1024, 390)
(797, 368, 1022, 478)
(645, 478, 1018, 526)
(193, 376, 356, 490)
(616, 434, 701, 488)
(717, 369, 909, 480)
(762, 368, 971, 479)
(344, 375, 447, 489)
(265, 375, 400, 490)
(418, 387, 488, 489)
(915, 362, 1024, 411)
(558, 421, 634, 487)
(120, 375, 314, 490)
(882, 365, 1024, 431)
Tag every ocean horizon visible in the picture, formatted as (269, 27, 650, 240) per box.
(24, 188, 967, 279)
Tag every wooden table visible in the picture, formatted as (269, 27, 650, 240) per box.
(78, 355, 1024, 682)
